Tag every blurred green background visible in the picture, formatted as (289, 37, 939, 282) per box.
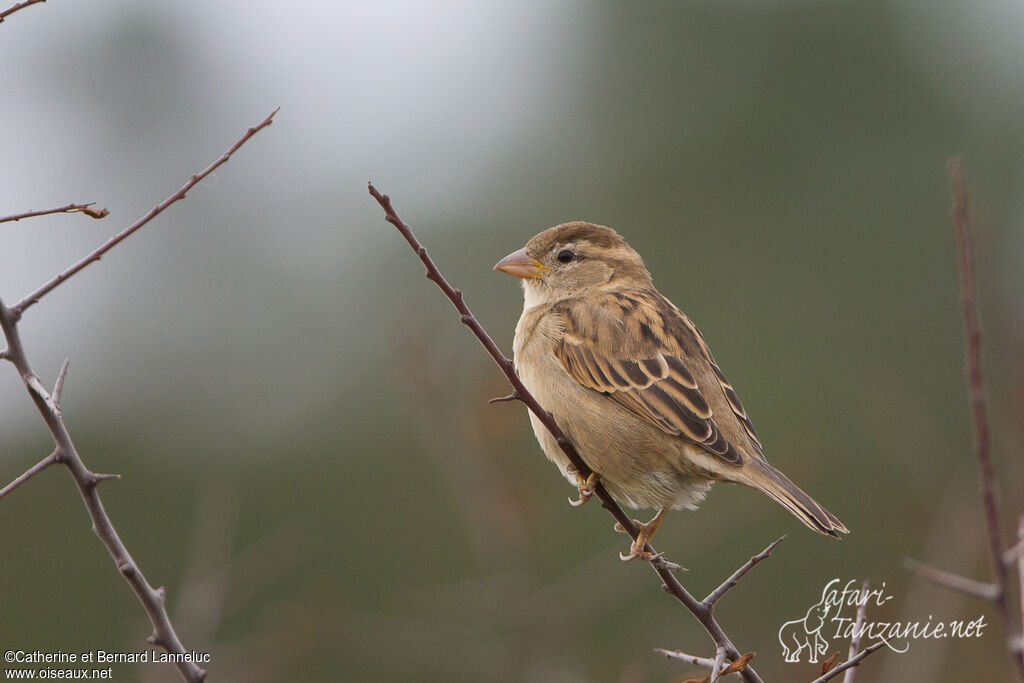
(2, 1, 1022, 681)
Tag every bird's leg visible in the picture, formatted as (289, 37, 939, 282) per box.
(567, 466, 600, 507)
(615, 507, 668, 561)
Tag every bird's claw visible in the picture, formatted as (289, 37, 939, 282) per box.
(614, 508, 668, 562)
(619, 547, 663, 562)
(567, 470, 600, 507)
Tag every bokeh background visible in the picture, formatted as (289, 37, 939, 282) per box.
(2, 1, 1023, 681)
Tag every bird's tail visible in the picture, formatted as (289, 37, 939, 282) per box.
(739, 459, 849, 537)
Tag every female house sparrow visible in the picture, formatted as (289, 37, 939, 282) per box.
(495, 222, 848, 560)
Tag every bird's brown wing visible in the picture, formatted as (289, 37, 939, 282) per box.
(554, 288, 761, 466)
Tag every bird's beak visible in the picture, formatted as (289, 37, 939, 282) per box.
(494, 247, 549, 279)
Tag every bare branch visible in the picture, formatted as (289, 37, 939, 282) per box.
(0, 450, 59, 499)
(2, 296, 207, 683)
(1018, 516, 1024, 656)
(710, 646, 726, 682)
(842, 581, 869, 683)
(0, 0, 45, 23)
(655, 649, 753, 681)
(702, 536, 784, 607)
(11, 108, 279, 318)
(0, 203, 107, 224)
(656, 649, 721, 668)
(950, 158, 1006, 588)
(1005, 539, 1024, 566)
(946, 158, 1024, 678)
(808, 641, 887, 683)
(950, 162, 995, 514)
(905, 557, 999, 601)
(369, 183, 769, 683)
(1, 111, 277, 682)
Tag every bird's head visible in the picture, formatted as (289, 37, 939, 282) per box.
(494, 222, 651, 307)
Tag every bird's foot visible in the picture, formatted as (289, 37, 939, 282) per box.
(615, 508, 668, 561)
(567, 469, 600, 507)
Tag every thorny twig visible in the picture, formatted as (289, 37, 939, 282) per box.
(1, 109, 278, 682)
(656, 649, 755, 681)
(369, 182, 780, 683)
(905, 159, 1024, 680)
(703, 536, 784, 607)
(808, 642, 887, 683)
(904, 558, 999, 601)
(11, 108, 280, 319)
(0, 0, 46, 23)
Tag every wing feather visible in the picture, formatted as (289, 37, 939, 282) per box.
(555, 289, 758, 465)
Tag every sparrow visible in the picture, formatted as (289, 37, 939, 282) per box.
(495, 222, 848, 560)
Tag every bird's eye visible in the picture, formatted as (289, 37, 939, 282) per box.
(556, 249, 574, 263)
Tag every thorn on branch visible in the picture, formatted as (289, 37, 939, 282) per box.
(488, 392, 520, 404)
(658, 558, 687, 573)
(53, 358, 70, 408)
(86, 472, 122, 489)
(905, 557, 1000, 601)
(0, 451, 59, 499)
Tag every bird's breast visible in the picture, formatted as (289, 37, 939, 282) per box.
(510, 305, 722, 511)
